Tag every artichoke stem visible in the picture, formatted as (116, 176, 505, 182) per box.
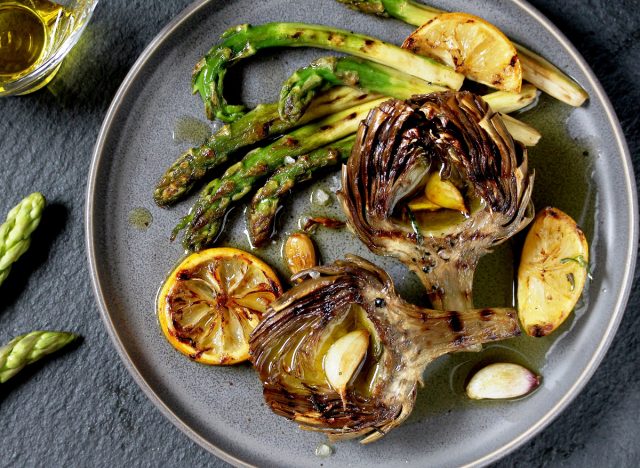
(414, 259, 476, 311)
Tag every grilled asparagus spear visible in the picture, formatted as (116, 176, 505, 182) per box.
(279, 56, 539, 126)
(248, 136, 355, 247)
(193, 22, 463, 122)
(336, 0, 588, 106)
(0, 192, 45, 287)
(279, 56, 445, 123)
(175, 98, 385, 251)
(159, 61, 538, 207)
(279, 60, 541, 144)
(154, 86, 378, 206)
(173, 89, 537, 249)
(0, 331, 77, 383)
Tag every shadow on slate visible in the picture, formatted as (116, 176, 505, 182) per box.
(0, 336, 83, 404)
(0, 203, 68, 315)
(42, 28, 139, 117)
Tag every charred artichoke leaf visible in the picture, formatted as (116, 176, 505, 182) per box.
(339, 92, 534, 310)
(250, 255, 520, 443)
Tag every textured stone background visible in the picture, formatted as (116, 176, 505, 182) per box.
(0, 0, 638, 466)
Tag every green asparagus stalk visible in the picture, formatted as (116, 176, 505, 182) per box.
(0, 331, 77, 383)
(280, 57, 539, 123)
(154, 86, 379, 206)
(176, 98, 386, 251)
(336, 0, 588, 106)
(279, 56, 445, 123)
(278, 58, 540, 143)
(193, 22, 463, 122)
(0, 192, 45, 287)
(337, 0, 439, 21)
(248, 136, 355, 247)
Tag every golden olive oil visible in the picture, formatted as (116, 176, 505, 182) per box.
(172, 116, 212, 146)
(128, 207, 153, 231)
(0, 0, 68, 84)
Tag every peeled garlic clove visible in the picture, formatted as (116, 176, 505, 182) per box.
(408, 195, 441, 212)
(283, 232, 317, 277)
(466, 363, 540, 400)
(425, 172, 468, 214)
(324, 330, 369, 400)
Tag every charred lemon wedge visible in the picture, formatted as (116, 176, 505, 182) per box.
(402, 12, 522, 92)
(158, 247, 282, 364)
(517, 207, 589, 337)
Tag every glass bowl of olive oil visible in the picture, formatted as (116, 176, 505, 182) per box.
(0, 0, 98, 96)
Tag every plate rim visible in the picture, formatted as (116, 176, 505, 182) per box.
(85, 0, 638, 466)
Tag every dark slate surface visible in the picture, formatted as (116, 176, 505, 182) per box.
(0, 0, 638, 466)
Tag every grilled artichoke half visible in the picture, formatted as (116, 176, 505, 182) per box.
(250, 255, 520, 443)
(339, 92, 534, 310)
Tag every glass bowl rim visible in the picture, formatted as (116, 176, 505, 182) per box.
(0, 0, 100, 96)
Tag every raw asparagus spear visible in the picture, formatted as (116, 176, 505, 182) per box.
(0, 331, 77, 383)
(176, 98, 385, 251)
(154, 86, 378, 206)
(0, 192, 45, 287)
(336, 0, 588, 106)
(192, 22, 463, 122)
(279, 56, 444, 123)
(248, 136, 355, 247)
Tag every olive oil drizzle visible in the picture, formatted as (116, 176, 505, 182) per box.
(0, 1, 67, 81)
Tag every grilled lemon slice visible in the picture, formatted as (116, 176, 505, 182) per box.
(517, 207, 589, 337)
(158, 247, 282, 364)
(402, 12, 522, 92)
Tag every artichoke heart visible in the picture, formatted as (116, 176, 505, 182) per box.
(339, 91, 534, 310)
(250, 256, 520, 443)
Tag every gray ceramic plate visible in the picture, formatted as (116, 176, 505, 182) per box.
(86, 0, 638, 466)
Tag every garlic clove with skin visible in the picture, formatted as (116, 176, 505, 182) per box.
(466, 362, 540, 400)
(283, 232, 317, 278)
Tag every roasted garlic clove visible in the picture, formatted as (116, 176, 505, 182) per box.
(324, 329, 369, 406)
(408, 195, 441, 211)
(425, 172, 468, 214)
(283, 232, 317, 277)
(466, 362, 540, 399)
